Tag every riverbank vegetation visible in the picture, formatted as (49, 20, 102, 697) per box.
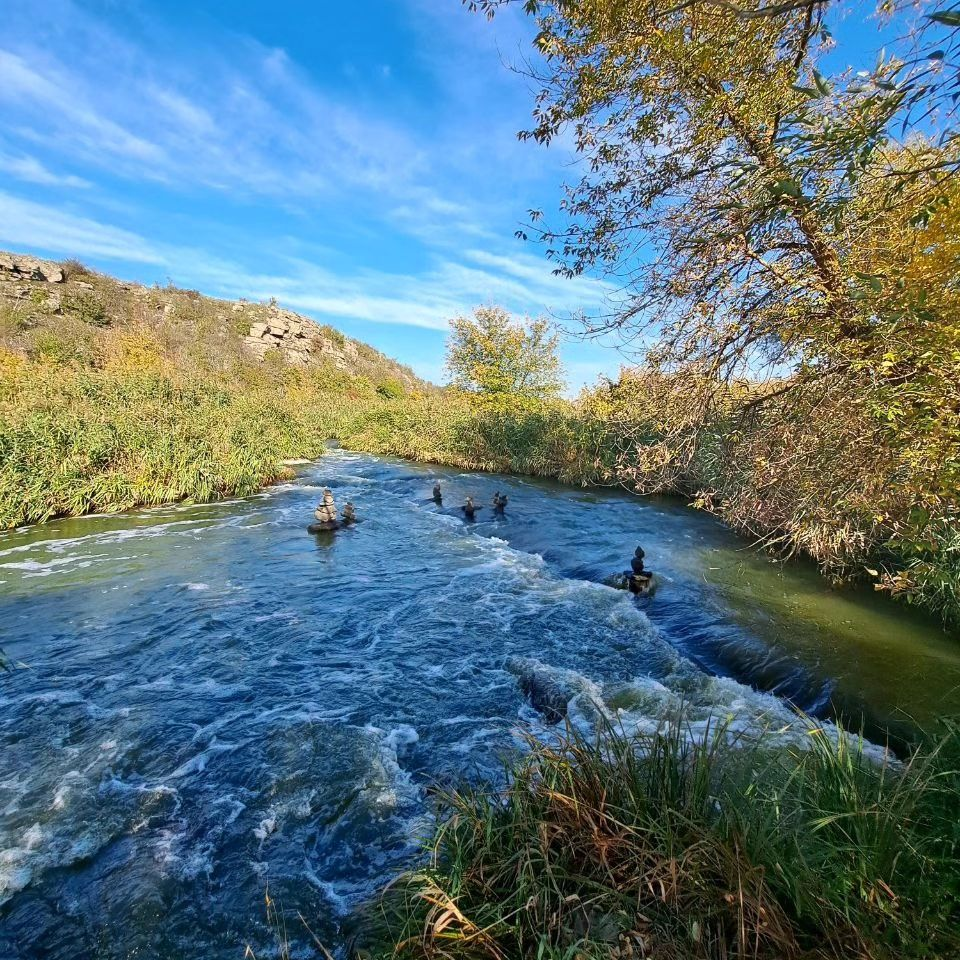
(3, 2, 959, 634)
(4, 284, 960, 626)
(0, 266, 420, 528)
(365, 718, 960, 960)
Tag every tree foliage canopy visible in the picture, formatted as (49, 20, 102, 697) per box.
(469, 0, 960, 610)
(445, 306, 565, 399)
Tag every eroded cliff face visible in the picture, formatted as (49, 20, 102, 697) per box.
(0, 251, 424, 390)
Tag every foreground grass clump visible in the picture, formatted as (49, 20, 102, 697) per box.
(367, 721, 960, 960)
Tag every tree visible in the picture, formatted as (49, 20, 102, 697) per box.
(466, 1, 957, 383)
(445, 306, 565, 399)
(467, 0, 959, 462)
(468, 0, 960, 612)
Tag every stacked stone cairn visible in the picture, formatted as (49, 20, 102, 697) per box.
(312, 488, 339, 531)
(626, 546, 654, 594)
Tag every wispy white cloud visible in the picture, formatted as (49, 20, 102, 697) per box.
(185, 249, 612, 333)
(0, 0, 575, 246)
(0, 22, 428, 208)
(0, 191, 163, 263)
(0, 151, 91, 189)
(462, 249, 609, 304)
(0, 0, 620, 386)
(0, 50, 166, 167)
(0, 192, 609, 338)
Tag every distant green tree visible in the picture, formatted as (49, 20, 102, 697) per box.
(445, 306, 565, 399)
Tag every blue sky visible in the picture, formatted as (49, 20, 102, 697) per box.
(0, 0, 923, 390)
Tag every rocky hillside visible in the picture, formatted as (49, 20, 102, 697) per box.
(0, 250, 424, 391)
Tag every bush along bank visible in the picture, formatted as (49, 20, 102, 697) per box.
(361, 716, 960, 960)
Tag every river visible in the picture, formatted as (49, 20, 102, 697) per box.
(2, 451, 958, 958)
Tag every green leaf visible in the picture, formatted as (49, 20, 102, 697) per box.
(770, 178, 802, 199)
(928, 10, 960, 26)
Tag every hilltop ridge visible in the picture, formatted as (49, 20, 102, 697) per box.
(0, 250, 424, 391)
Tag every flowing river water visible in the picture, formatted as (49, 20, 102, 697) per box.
(2, 451, 959, 958)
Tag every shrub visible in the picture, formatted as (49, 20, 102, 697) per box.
(0, 304, 26, 340)
(376, 379, 406, 400)
(321, 325, 347, 348)
(60, 258, 91, 280)
(30, 330, 89, 364)
(63, 291, 108, 326)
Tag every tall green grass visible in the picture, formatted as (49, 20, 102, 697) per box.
(339, 392, 613, 485)
(365, 719, 960, 960)
(0, 348, 383, 528)
(0, 264, 428, 528)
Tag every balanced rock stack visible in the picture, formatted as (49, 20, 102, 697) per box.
(627, 546, 654, 595)
(313, 488, 339, 530)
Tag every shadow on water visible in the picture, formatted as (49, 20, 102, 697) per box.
(0, 451, 957, 958)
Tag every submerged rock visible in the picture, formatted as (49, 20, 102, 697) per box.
(506, 656, 603, 724)
(307, 521, 339, 533)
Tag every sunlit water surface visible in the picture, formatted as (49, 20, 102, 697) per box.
(2, 452, 958, 958)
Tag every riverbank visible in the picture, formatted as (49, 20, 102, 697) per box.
(2, 256, 957, 628)
(5, 365, 960, 636)
(363, 718, 960, 960)
(335, 391, 960, 631)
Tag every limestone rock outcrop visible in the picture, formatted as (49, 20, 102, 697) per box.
(0, 253, 63, 283)
(242, 308, 354, 368)
(240, 304, 418, 388)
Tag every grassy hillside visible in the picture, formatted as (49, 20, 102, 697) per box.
(0, 252, 423, 527)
